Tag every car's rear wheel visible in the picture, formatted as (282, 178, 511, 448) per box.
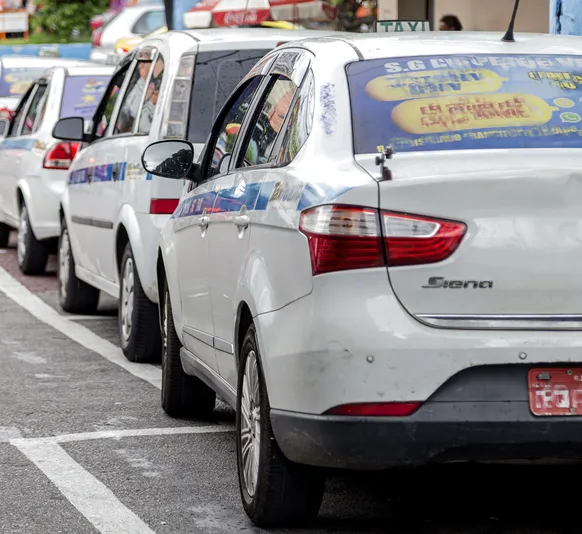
(17, 204, 48, 275)
(58, 220, 100, 314)
(0, 222, 10, 248)
(119, 242, 161, 363)
(161, 280, 216, 417)
(236, 324, 325, 527)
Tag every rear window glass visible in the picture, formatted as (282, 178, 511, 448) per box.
(60, 75, 110, 120)
(0, 68, 46, 98)
(347, 54, 582, 154)
(188, 49, 270, 143)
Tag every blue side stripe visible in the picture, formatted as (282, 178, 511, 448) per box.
(68, 162, 152, 185)
(0, 138, 37, 150)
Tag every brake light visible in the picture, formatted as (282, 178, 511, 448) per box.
(92, 28, 102, 47)
(325, 402, 421, 417)
(43, 142, 80, 170)
(299, 205, 466, 275)
(150, 199, 179, 215)
(382, 212, 466, 267)
(299, 205, 384, 276)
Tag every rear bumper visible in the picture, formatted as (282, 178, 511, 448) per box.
(271, 404, 582, 471)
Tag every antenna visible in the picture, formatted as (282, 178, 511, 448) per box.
(501, 0, 521, 42)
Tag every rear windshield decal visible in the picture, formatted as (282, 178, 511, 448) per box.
(347, 54, 582, 154)
(60, 76, 110, 120)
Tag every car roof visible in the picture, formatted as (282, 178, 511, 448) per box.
(64, 65, 116, 77)
(177, 28, 343, 52)
(0, 56, 98, 69)
(120, 3, 164, 14)
(283, 32, 582, 60)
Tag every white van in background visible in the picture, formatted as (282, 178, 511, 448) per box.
(53, 28, 331, 364)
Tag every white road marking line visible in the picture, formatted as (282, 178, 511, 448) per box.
(0, 426, 22, 442)
(12, 439, 156, 534)
(11, 425, 234, 446)
(0, 266, 162, 390)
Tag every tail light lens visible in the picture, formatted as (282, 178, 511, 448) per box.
(150, 199, 179, 215)
(92, 28, 102, 47)
(325, 402, 421, 417)
(43, 142, 80, 170)
(382, 212, 466, 267)
(299, 205, 384, 275)
(299, 205, 466, 275)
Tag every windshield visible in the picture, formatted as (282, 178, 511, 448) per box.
(347, 54, 582, 154)
(60, 75, 110, 120)
(188, 49, 271, 143)
(0, 67, 46, 98)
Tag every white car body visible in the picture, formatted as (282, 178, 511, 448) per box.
(90, 4, 166, 64)
(58, 28, 336, 363)
(0, 64, 113, 274)
(151, 31, 582, 525)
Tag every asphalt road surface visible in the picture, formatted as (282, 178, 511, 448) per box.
(0, 234, 579, 534)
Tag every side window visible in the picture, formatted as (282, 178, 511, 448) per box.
(276, 70, 314, 165)
(205, 76, 262, 180)
(93, 70, 125, 140)
(21, 84, 48, 136)
(239, 75, 296, 168)
(113, 61, 152, 135)
(9, 88, 34, 137)
(137, 55, 164, 135)
(132, 10, 165, 34)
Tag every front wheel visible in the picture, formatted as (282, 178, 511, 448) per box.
(236, 324, 325, 528)
(58, 220, 100, 314)
(17, 205, 48, 275)
(118, 242, 161, 363)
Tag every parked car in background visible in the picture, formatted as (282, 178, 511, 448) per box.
(52, 28, 335, 365)
(0, 65, 113, 274)
(0, 57, 96, 120)
(91, 3, 166, 64)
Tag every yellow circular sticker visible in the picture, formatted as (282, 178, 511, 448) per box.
(554, 97, 575, 108)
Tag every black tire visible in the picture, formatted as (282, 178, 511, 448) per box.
(236, 324, 325, 528)
(161, 280, 216, 418)
(118, 242, 161, 363)
(17, 205, 48, 275)
(0, 222, 9, 248)
(57, 220, 100, 314)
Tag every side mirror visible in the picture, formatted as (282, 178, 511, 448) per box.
(142, 140, 197, 180)
(0, 118, 9, 138)
(53, 117, 85, 142)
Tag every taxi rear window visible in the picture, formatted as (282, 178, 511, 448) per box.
(0, 67, 46, 98)
(188, 49, 271, 143)
(347, 54, 582, 154)
(60, 75, 110, 120)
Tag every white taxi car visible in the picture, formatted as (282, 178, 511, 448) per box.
(0, 65, 113, 273)
(52, 28, 337, 364)
(144, 31, 582, 526)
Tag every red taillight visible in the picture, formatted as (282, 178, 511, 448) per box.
(43, 142, 79, 170)
(299, 205, 466, 275)
(299, 205, 384, 276)
(325, 402, 421, 417)
(382, 212, 466, 267)
(150, 199, 179, 215)
(92, 28, 102, 47)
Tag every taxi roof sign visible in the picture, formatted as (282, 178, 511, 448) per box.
(374, 20, 431, 33)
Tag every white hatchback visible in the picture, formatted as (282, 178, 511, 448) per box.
(0, 64, 113, 273)
(52, 28, 335, 364)
(145, 31, 582, 527)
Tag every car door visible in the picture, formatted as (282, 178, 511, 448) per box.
(0, 84, 37, 227)
(68, 64, 129, 279)
(208, 62, 304, 388)
(175, 75, 264, 372)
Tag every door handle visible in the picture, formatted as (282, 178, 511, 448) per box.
(197, 215, 210, 229)
(233, 214, 249, 229)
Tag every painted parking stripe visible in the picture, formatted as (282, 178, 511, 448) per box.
(0, 266, 162, 389)
(12, 439, 156, 534)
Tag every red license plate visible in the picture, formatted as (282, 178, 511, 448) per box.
(528, 368, 582, 416)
